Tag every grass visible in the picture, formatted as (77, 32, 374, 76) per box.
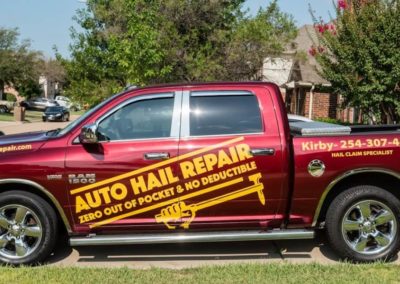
(0, 263, 399, 284)
(0, 110, 43, 123)
(24, 110, 44, 123)
(71, 109, 86, 116)
(0, 113, 14, 122)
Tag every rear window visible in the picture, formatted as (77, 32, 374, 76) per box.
(189, 94, 262, 136)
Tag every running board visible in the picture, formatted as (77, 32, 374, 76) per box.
(69, 229, 314, 246)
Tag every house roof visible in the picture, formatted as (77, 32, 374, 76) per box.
(292, 25, 330, 86)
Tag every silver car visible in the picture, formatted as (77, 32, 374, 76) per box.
(23, 97, 59, 110)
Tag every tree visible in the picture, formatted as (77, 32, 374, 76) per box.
(64, 0, 296, 104)
(0, 28, 42, 100)
(312, 0, 400, 124)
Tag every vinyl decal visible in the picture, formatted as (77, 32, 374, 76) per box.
(0, 144, 32, 154)
(70, 137, 264, 229)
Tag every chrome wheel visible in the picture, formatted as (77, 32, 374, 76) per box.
(341, 200, 397, 255)
(0, 205, 43, 260)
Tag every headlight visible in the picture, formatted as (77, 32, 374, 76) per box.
(56, 114, 62, 117)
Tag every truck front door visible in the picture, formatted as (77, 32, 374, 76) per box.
(65, 91, 183, 233)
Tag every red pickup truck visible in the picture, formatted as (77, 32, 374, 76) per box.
(0, 82, 399, 265)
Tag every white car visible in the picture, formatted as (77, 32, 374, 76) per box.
(55, 96, 81, 111)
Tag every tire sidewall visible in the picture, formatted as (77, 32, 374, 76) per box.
(0, 192, 57, 265)
(326, 185, 400, 262)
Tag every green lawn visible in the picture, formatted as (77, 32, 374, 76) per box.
(0, 263, 399, 284)
(24, 110, 44, 123)
(71, 109, 86, 116)
(0, 110, 42, 123)
(0, 112, 15, 122)
(0, 110, 45, 123)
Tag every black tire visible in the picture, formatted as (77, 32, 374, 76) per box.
(0, 106, 7, 114)
(42, 118, 47, 122)
(66, 114, 70, 121)
(0, 191, 58, 265)
(326, 185, 400, 262)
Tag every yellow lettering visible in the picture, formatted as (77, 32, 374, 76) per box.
(147, 172, 163, 191)
(218, 150, 233, 167)
(75, 196, 91, 213)
(236, 144, 252, 161)
(130, 175, 147, 195)
(180, 161, 196, 179)
(203, 154, 218, 171)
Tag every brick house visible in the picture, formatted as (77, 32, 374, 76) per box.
(262, 25, 357, 123)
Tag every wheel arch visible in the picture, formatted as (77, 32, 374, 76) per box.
(0, 179, 72, 233)
(313, 168, 400, 227)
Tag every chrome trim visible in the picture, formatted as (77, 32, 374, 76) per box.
(70, 229, 314, 246)
(183, 132, 265, 139)
(144, 152, 170, 160)
(180, 90, 191, 137)
(190, 90, 254, 97)
(97, 137, 179, 144)
(312, 168, 400, 227)
(79, 123, 98, 144)
(171, 90, 183, 138)
(250, 148, 275, 156)
(308, 160, 326, 178)
(0, 179, 72, 233)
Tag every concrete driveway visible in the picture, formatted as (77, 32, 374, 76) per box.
(1, 119, 399, 268)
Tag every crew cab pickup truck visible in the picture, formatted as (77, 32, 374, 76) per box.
(0, 82, 400, 265)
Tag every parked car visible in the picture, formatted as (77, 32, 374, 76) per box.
(55, 96, 81, 111)
(22, 97, 59, 110)
(42, 106, 70, 122)
(1, 82, 400, 265)
(0, 100, 15, 114)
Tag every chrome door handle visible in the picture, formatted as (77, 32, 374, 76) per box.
(250, 148, 275, 156)
(144, 152, 170, 160)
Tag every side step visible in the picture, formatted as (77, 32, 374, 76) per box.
(69, 229, 314, 246)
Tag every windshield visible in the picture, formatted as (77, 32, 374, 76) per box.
(56, 92, 123, 137)
(45, 107, 63, 112)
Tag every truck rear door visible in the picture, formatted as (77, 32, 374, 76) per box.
(166, 86, 285, 230)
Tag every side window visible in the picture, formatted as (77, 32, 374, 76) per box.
(189, 94, 263, 136)
(98, 97, 174, 141)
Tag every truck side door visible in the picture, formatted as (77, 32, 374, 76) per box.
(65, 91, 183, 233)
(157, 87, 286, 231)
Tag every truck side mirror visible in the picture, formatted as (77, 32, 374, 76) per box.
(79, 123, 98, 144)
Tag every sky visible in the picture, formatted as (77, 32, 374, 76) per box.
(0, 0, 334, 58)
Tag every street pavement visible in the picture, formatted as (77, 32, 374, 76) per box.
(1, 119, 399, 268)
